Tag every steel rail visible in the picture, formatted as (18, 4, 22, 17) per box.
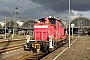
(0, 43, 25, 53)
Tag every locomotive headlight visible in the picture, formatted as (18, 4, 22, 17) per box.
(49, 35, 53, 38)
(49, 16, 52, 18)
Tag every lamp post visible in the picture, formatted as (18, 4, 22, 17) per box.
(13, 7, 18, 37)
(71, 23, 74, 38)
(80, 21, 82, 34)
(5, 17, 6, 39)
(78, 16, 80, 38)
(66, 17, 68, 35)
(68, 0, 71, 48)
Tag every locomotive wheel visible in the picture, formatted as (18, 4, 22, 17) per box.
(32, 48, 37, 53)
(24, 46, 30, 51)
(24, 46, 27, 51)
(41, 44, 49, 52)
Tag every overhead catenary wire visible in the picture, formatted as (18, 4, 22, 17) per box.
(28, 0, 65, 19)
(30, 0, 90, 10)
(84, 0, 87, 11)
(29, 0, 89, 16)
(30, 0, 64, 10)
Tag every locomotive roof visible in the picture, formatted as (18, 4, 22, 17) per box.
(39, 17, 61, 21)
(39, 18, 45, 21)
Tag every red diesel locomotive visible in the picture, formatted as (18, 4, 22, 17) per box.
(24, 16, 67, 52)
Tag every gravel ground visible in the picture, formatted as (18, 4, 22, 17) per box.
(1, 48, 24, 60)
(42, 36, 90, 60)
(2, 49, 33, 60)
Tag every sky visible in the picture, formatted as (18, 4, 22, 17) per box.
(0, 0, 90, 21)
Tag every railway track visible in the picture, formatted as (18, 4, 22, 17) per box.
(0, 38, 26, 43)
(25, 51, 48, 60)
(0, 43, 25, 54)
(15, 42, 68, 60)
(2, 37, 77, 60)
